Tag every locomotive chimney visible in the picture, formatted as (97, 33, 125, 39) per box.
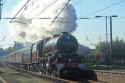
(62, 32, 68, 35)
(53, 34, 60, 38)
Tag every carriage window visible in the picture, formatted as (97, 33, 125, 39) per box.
(33, 44, 37, 52)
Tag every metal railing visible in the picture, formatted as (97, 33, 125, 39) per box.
(84, 55, 125, 70)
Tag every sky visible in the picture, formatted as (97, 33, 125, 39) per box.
(0, 0, 125, 49)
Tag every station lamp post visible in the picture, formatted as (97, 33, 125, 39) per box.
(95, 15, 118, 68)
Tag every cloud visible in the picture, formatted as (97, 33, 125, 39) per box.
(9, 0, 77, 42)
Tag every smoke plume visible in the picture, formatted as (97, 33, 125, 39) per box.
(9, 0, 77, 42)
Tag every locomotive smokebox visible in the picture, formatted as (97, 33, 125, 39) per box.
(57, 33, 78, 55)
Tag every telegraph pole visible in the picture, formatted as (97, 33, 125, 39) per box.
(109, 15, 118, 66)
(105, 17, 109, 68)
(106, 17, 108, 48)
(95, 15, 118, 68)
(95, 16, 109, 68)
(109, 17, 112, 63)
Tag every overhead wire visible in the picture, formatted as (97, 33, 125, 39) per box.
(56, 3, 70, 24)
(11, 21, 27, 24)
(6, 0, 88, 24)
(1, 35, 6, 41)
(1, 0, 30, 46)
(10, 0, 36, 23)
(72, 0, 85, 5)
(9, 0, 31, 23)
(4, 0, 125, 24)
(3, 16, 92, 19)
(1, 17, 93, 25)
(3, 0, 125, 21)
(84, 0, 125, 17)
(85, 33, 97, 46)
(32, 0, 58, 18)
(0, 35, 6, 46)
(52, 0, 71, 23)
(10, 0, 124, 22)
(21, 0, 35, 14)
(81, 0, 125, 46)
(9, 0, 58, 24)
(10, 0, 86, 23)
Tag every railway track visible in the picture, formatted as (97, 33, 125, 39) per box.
(5, 62, 106, 83)
(0, 61, 49, 83)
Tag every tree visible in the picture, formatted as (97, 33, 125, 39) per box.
(96, 37, 125, 65)
(6, 41, 24, 54)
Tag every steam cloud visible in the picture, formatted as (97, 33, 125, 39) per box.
(9, 0, 77, 42)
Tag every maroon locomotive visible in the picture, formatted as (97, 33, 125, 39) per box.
(5, 32, 97, 81)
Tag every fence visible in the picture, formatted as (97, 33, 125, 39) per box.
(84, 55, 125, 69)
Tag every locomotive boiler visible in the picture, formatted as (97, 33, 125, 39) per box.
(4, 32, 97, 81)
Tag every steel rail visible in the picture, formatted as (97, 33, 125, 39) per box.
(6, 62, 106, 83)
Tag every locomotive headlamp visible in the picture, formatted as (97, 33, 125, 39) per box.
(68, 59, 71, 62)
(78, 64, 85, 69)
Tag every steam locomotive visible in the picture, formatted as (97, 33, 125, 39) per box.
(4, 32, 97, 81)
